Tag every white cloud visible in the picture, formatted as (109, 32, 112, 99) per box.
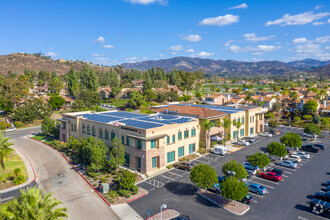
(95, 36, 105, 43)
(224, 40, 235, 46)
(185, 48, 194, 53)
(124, 57, 148, 63)
(182, 34, 202, 42)
(314, 5, 323, 10)
(47, 52, 57, 57)
(199, 14, 239, 26)
(124, 0, 167, 5)
(228, 44, 281, 55)
(92, 53, 104, 57)
(292, 37, 308, 44)
(291, 43, 330, 60)
(102, 44, 115, 48)
(191, 51, 214, 57)
(313, 21, 325, 25)
(265, 11, 330, 26)
(328, 18, 330, 23)
(314, 36, 330, 43)
(158, 53, 164, 57)
(168, 45, 183, 51)
(94, 57, 110, 65)
(229, 3, 248, 10)
(229, 45, 241, 53)
(244, 33, 275, 42)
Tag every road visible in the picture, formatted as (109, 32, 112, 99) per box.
(129, 127, 330, 220)
(3, 127, 119, 220)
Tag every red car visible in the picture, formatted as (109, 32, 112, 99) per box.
(260, 172, 282, 182)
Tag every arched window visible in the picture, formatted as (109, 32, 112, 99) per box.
(105, 129, 109, 140)
(92, 126, 96, 136)
(82, 124, 86, 133)
(87, 126, 90, 134)
(111, 132, 115, 140)
(99, 128, 103, 138)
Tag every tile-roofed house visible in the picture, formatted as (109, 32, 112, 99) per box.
(251, 96, 277, 110)
(132, 80, 144, 87)
(33, 85, 48, 93)
(205, 93, 228, 105)
(305, 91, 317, 98)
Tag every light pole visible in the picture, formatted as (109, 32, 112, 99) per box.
(160, 204, 167, 220)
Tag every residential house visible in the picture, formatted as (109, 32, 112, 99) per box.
(205, 93, 228, 105)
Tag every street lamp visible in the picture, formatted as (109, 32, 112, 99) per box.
(160, 204, 167, 220)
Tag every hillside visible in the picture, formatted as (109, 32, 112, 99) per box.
(0, 53, 112, 75)
(307, 64, 330, 76)
(288, 58, 330, 70)
(120, 57, 301, 75)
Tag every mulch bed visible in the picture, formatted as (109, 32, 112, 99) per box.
(109, 187, 148, 205)
(180, 154, 199, 162)
(147, 209, 179, 220)
(198, 190, 250, 215)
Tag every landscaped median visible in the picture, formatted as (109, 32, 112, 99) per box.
(147, 209, 179, 220)
(197, 189, 250, 216)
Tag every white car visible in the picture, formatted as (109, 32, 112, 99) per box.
(292, 152, 310, 159)
(276, 160, 297, 169)
(259, 132, 273, 137)
(303, 133, 318, 138)
(237, 140, 250, 146)
(289, 154, 301, 163)
(5, 127, 16, 132)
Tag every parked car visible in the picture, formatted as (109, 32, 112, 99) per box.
(267, 168, 284, 176)
(276, 160, 297, 169)
(314, 192, 330, 202)
(236, 140, 250, 146)
(302, 145, 319, 153)
(171, 215, 191, 220)
(212, 145, 227, 155)
(241, 194, 254, 204)
(241, 137, 255, 143)
(270, 129, 280, 135)
(314, 144, 325, 150)
(259, 132, 272, 137)
(309, 198, 330, 215)
(218, 175, 227, 183)
(260, 172, 282, 182)
(207, 183, 221, 194)
(292, 152, 310, 159)
(286, 147, 292, 154)
(5, 127, 16, 132)
(289, 154, 302, 163)
(245, 167, 257, 175)
(325, 181, 330, 187)
(303, 133, 318, 138)
(119, 107, 126, 111)
(246, 183, 268, 195)
(173, 162, 194, 171)
(242, 162, 259, 171)
(325, 186, 330, 192)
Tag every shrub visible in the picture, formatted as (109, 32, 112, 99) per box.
(93, 183, 97, 187)
(111, 170, 118, 175)
(109, 190, 119, 198)
(0, 122, 11, 130)
(14, 121, 23, 128)
(167, 165, 172, 169)
(89, 172, 97, 179)
(118, 190, 131, 198)
(13, 175, 25, 185)
(109, 199, 114, 203)
(106, 174, 111, 178)
(118, 170, 136, 190)
(268, 120, 278, 128)
(100, 177, 107, 183)
(132, 185, 139, 195)
(303, 115, 312, 120)
(199, 141, 205, 148)
(312, 114, 321, 124)
(294, 116, 301, 122)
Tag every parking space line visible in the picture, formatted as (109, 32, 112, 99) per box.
(284, 170, 293, 174)
(282, 175, 289, 177)
(255, 177, 280, 185)
(297, 216, 309, 220)
(300, 210, 330, 220)
(169, 168, 187, 174)
(273, 165, 297, 171)
(168, 171, 183, 177)
(145, 179, 164, 188)
(250, 193, 264, 198)
(248, 180, 275, 189)
(194, 159, 210, 164)
(160, 175, 176, 181)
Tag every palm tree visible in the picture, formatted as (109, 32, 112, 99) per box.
(219, 117, 231, 147)
(2, 187, 68, 219)
(202, 119, 214, 150)
(290, 91, 298, 108)
(233, 121, 244, 143)
(0, 132, 14, 170)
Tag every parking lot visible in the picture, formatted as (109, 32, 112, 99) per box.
(130, 127, 330, 220)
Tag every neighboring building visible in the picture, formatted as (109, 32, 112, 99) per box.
(168, 85, 183, 97)
(120, 88, 142, 99)
(98, 86, 112, 99)
(296, 98, 322, 111)
(205, 93, 228, 105)
(132, 80, 144, 88)
(320, 100, 330, 115)
(59, 111, 199, 176)
(261, 91, 276, 97)
(33, 85, 48, 93)
(251, 96, 277, 110)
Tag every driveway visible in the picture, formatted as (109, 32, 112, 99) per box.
(10, 136, 119, 220)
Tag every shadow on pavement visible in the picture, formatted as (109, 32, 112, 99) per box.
(193, 194, 219, 208)
(164, 182, 197, 196)
(326, 172, 330, 175)
(306, 195, 314, 200)
(295, 204, 310, 212)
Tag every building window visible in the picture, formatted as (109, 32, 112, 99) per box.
(233, 131, 237, 139)
(138, 139, 142, 149)
(250, 127, 254, 135)
(82, 125, 85, 133)
(92, 127, 96, 136)
(127, 137, 130, 146)
(105, 130, 109, 140)
(167, 136, 170, 144)
(240, 129, 244, 137)
(151, 140, 156, 149)
(124, 153, 130, 165)
(178, 132, 182, 140)
(111, 132, 115, 140)
(137, 157, 141, 169)
(122, 136, 125, 145)
(242, 117, 244, 123)
(74, 124, 76, 131)
(62, 122, 66, 129)
(87, 126, 91, 135)
(237, 118, 240, 123)
(184, 130, 189, 138)
(260, 115, 263, 120)
(233, 119, 236, 124)
(99, 128, 103, 138)
(152, 157, 157, 168)
(167, 151, 175, 163)
(189, 144, 195, 154)
(191, 129, 196, 137)
(178, 146, 184, 157)
(71, 124, 73, 131)
(172, 135, 175, 143)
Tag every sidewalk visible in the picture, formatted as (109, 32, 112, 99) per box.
(0, 146, 36, 194)
(111, 203, 144, 220)
(226, 143, 244, 154)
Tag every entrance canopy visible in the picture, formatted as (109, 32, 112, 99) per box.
(211, 136, 223, 141)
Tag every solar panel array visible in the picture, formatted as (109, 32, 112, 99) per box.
(79, 111, 194, 129)
(176, 104, 242, 114)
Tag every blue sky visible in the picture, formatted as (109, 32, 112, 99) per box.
(0, 0, 329, 65)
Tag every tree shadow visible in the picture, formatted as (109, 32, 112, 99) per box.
(193, 194, 220, 208)
(164, 181, 198, 196)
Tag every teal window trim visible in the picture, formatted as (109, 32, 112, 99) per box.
(233, 131, 237, 139)
(178, 146, 184, 157)
(191, 129, 196, 137)
(122, 136, 125, 144)
(167, 136, 170, 144)
(111, 132, 115, 140)
(127, 136, 130, 146)
(178, 132, 182, 140)
(167, 151, 175, 163)
(92, 127, 96, 136)
(152, 157, 157, 168)
(240, 129, 244, 137)
(172, 135, 175, 143)
(151, 140, 156, 149)
(138, 139, 142, 149)
(189, 144, 195, 154)
(184, 130, 189, 138)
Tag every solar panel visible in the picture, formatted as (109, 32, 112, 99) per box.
(101, 111, 144, 118)
(118, 119, 164, 129)
(82, 114, 122, 123)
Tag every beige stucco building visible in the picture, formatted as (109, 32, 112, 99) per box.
(59, 110, 199, 176)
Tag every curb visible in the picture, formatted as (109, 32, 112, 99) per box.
(197, 192, 250, 216)
(127, 189, 148, 203)
(146, 209, 179, 220)
(30, 138, 111, 207)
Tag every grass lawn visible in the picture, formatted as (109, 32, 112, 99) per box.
(0, 151, 28, 189)
(31, 134, 54, 145)
(109, 99, 128, 108)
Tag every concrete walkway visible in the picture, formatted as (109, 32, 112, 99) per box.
(112, 203, 143, 220)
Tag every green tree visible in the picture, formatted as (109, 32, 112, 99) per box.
(80, 65, 99, 92)
(312, 114, 321, 124)
(302, 115, 312, 120)
(143, 90, 157, 101)
(233, 120, 244, 143)
(142, 72, 153, 91)
(109, 137, 125, 171)
(303, 100, 318, 115)
(280, 132, 302, 149)
(303, 123, 321, 136)
(49, 76, 64, 93)
(13, 99, 52, 123)
(117, 170, 136, 190)
(66, 136, 80, 151)
(190, 164, 218, 191)
(66, 67, 79, 96)
(13, 168, 22, 177)
(219, 117, 231, 147)
(41, 117, 59, 137)
(266, 142, 287, 157)
(201, 119, 214, 149)
(2, 187, 68, 219)
(0, 132, 14, 170)
(268, 120, 278, 128)
(265, 112, 276, 119)
(221, 177, 249, 205)
(247, 152, 271, 169)
(128, 91, 145, 109)
(89, 144, 108, 172)
(222, 160, 248, 180)
(272, 101, 281, 112)
(13, 175, 25, 185)
(49, 96, 65, 110)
